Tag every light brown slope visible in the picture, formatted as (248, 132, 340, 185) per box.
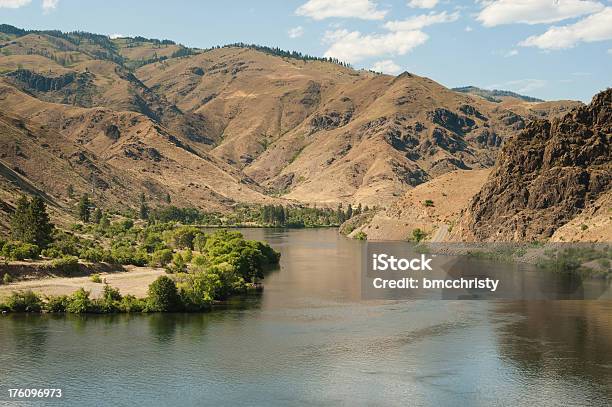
(353, 169, 490, 240)
(137, 49, 531, 206)
(0, 80, 273, 212)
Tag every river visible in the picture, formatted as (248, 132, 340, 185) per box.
(1, 228, 611, 406)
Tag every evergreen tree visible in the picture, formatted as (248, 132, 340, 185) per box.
(67, 184, 74, 199)
(10, 195, 53, 248)
(28, 196, 53, 248)
(346, 204, 353, 219)
(355, 203, 362, 216)
(92, 208, 103, 224)
(78, 193, 91, 223)
(139, 193, 149, 220)
(164, 193, 171, 204)
(10, 195, 33, 243)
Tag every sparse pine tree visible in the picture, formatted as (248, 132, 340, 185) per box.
(92, 208, 103, 224)
(355, 203, 362, 216)
(78, 194, 91, 223)
(67, 184, 74, 199)
(28, 196, 53, 248)
(164, 193, 171, 204)
(10, 195, 34, 243)
(139, 196, 149, 220)
(10, 195, 53, 248)
(346, 204, 353, 219)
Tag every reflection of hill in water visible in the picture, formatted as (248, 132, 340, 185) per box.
(495, 301, 612, 399)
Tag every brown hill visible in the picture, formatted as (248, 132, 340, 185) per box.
(451, 88, 611, 242)
(0, 25, 584, 219)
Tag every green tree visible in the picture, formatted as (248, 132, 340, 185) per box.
(346, 204, 353, 219)
(147, 276, 180, 311)
(10, 195, 53, 248)
(139, 193, 149, 220)
(78, 194, 91, 222)
(67, 184, 74, 199)
(92, 208, 103, 224)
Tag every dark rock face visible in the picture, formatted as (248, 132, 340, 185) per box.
(8, 69, 76, 92)
(427, 108, 476, 135)
(462, 88, 611, 241)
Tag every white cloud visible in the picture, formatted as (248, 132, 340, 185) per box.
(42, 0, 57, 11)
(487, 79, 547, 94)
(504, 49, 519, 57)
(323, 29, 428, 63)
(296, 0, 387, 20)
(322, 8, 458, 63)
(384, 11, 459, 31)
(288, 26, 304, 38)
(608, 48, 612, 54)
(465, 25, 473, 32)
(109, 33, 125, 39)
(407, 0, 438, 9)
(520, 7, 612, 49)
(371, 59, 402, 74)
(0, 0, 31, 8)
(477, 0, 604, 27)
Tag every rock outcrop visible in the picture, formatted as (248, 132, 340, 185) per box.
(453, 88, 611, 242)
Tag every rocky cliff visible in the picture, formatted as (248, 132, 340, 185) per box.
(452, 88, 611, 242)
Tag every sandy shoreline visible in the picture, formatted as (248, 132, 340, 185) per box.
(0, 266, 166, 299)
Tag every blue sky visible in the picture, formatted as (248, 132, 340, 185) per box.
(1, 0, 611, 101)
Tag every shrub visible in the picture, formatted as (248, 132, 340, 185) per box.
(411, 228, 427, 243)
(92, 285, 122, 313)
(41, 247, 62, 259)
(423, 200, 434, 207)
(151, 248, 173, 267)
(118, 295, 146, 312)
(44, 295, 69, 312)
(165, 226, 200, 249)
(90, 274, 102, 283)
(147, 276, 180, 312)
(183, 248, 193, 263)
(5, 290, 43, 312)
(2, 273, 12, 284)
(580, 224, 588, 231)
(2, 241, 40, 260)
(65, 288, 92, 313)
(354, 231, 367, 240)
(193, 233, 207, 252)
(51, 256, 80, 275)
(166, 252, 186, 274)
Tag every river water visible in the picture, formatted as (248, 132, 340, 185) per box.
(0, 228, 611, 406)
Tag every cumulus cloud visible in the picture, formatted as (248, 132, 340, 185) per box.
(288, 26, 305, 38)
(296, 0, 387, 20)
(465, 25, 473, 32)
(322, 8, 459, 63)
(520, 7, 612, 49)
(384, 11, 459, 31)
(477, 0, 604, 27)
(323, 29, 428, 63)
(109, 33, 125, 39)
(371, 59, 402, 74)
(0, 0, 31, 8)
(42, 0, 58, 12)
(487, 79, 547, 94)
(407, 0, 438, 8)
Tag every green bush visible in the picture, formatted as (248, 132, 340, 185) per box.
(354, 231, 367, 240)
(147, 276, 180, 312)
(411, 228, 427, 243)
(90, 274, 102, 283)
(423, 200, 434, 207)
(193, 233, 207, 252)
(44, 295, 69, 312)
(118, 295, 146, 312)
(65, 288, 92, 313)
(2, 241, 40, 260)
(5, 290, 43, 312)
(166, 252, 187, 274)
(91, 285, 122, 313)
(165, 226, 201, 250)
(2, 273, 12, 284)
(151, 248, 173, 267)
(50, 256, 80, 275)
(41, 247, 62, 259)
